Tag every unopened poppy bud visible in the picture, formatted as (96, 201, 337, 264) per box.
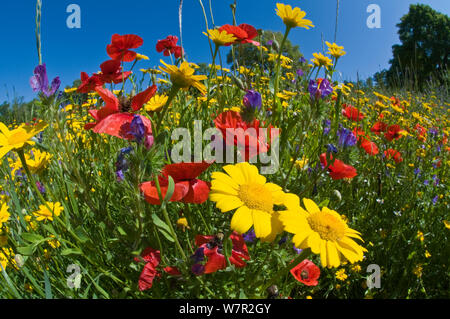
(231, 75, 246, 91)
(332, 189, 342, 201)
(272, 38, 280, 51)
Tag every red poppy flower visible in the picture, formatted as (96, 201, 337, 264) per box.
(107, 34, 143, 62)
(214, 110, 274, 161)
(77, 72, 104, 93)
(384, 124, 404, 141)
(290, 259, 320, 286)
(135, 247, 161, 291)
(415, 124, 427, 142)
(384, 149, 403, 163)
(84, 86, 156, 140)
(218, 24, 260, 46)
(140, 162, 212, 205)
(370, 121, 388, 135)
(134, 247, 181, 291)
(156, 35, 183, 59)
(342, 105, 365, 122)
(361, 138, 379, 155)
(99, 60, 132, 84)
(320, 153, 357, 180)
(194, 231, 250, 274)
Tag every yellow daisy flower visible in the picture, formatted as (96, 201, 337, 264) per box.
(159, 60, 207, 95)
(311, 53, 333, 68)
(326, 41, 346, 58)
(203, 29, 237, 46)
(0, 121, 48, 160)
(209, 162, 286, 242)
(279, 195, 367, 268)
(275, 3, 314, 29)
(0, 203, 10, 228)
(33, 202, 63, 222)
(144, 94, 169, 112)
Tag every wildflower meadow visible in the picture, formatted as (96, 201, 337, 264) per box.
(0, 1, 449, 301)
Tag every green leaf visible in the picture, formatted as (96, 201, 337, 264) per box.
(74, 226, 90, 243)
(21, 233, 44, 243)
(43, 269, 53, 299)
(117, 226, 127, 236)
(163, 176, 175, 203)
(61, 248, 83, 256)
(16, 245, 36, 256)
(318, 199, 330, 208)
(152, 213, 172, 234)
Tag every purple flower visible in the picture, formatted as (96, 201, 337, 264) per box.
(308, 78, 333, 100)
(432, 195, 438, 205)
(190, 247, 205, 263)
(326, 144, 338, 154)
(424, 180, 429, 186)
(243, 229, 256, 243)
(30, 64, 60, 97)
(243, 90, 262, 111)
(115, 147, 133, 182)
(337, 126, 357, 147)
(293, 244, 302, 254)
(266, 40, 273, 46)
(299, 56, 307, 64)
(278, 236, 288, 245)
(36, 181, 45, 194)
(128, 115, 146, 143)
(323, 119, 331, 135)
(296, 69, 304, 77)
(191, 263, 205, 276)
(414, 168, 421, 177)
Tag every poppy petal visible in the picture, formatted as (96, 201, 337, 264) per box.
(131, 85, 157, 111)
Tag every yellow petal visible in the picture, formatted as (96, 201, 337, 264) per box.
(230, 206, 253, 234)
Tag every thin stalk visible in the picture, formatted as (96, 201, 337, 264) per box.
(272, 26, 291, 121)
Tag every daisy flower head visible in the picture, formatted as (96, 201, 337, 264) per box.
(276, 3, 314, 29)
(279, 195, 367, 268)
(209, 162, 286, 242)
(0, 121, 48, 160)
(326, 42, 346, 58)
(203, 29, 237, 47)
(159, 60, 207, 95)
(311, 53, 333, 68)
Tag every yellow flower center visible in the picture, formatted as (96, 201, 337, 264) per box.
(238, 183, 273, 212)
(307, 211, 346, 241)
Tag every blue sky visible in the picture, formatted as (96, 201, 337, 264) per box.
(0, 0, 449, 103)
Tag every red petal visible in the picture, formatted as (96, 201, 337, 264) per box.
(139, 181, 190, 205)
(95, 87, 119, 116)
(162, 162, 212, 181)
(131, 85, 157, 111)
(195, 235, 215, 247)
(203, 246, 226, 274)
(138, 263, 158, 291)
(163, 266, 182, 276)
(182, 179, 210, 204)
(140, 247, 161, 267)
(229, 232, 250, 268)
(238, 24, 258, 40)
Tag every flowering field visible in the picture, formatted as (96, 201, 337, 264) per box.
(0, 2, 449, 299)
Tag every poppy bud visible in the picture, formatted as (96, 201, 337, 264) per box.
(231, 75, 246, 91)
(332, 189, 342, 202)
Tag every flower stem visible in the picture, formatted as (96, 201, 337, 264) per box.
(154, 85, 180, 135)
(272, 26, 291, 122)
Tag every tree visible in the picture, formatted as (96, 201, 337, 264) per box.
(386, 4, 450, 88)
(226, 30, 304, 72)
